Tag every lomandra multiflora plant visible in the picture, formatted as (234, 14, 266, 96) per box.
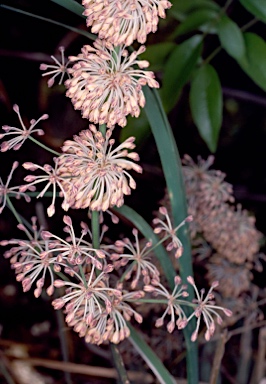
(2, 0, 266, 383)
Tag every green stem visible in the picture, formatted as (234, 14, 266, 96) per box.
(55, 291, 73, 384)
(110, 344, 130, 384)
(79, 264, 88, 288)
(6, 195, 32, 239)
(91, 211, 100, 249)
(0, 357, 16, 384)
(29, 136, 61, 156)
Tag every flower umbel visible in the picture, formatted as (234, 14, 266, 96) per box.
(40, 46, 70, 87)
(65, 40, 159, 128)
(0, 104, 46, 152)
(20, 158, 70, 217)
(57, 126, 142, 211)
(82, 0, 172, 46)
(186, 276, 232, 341)
(111, 228, 160, 288)
(153, 207, 193, 258)
(144, 276, 189, 333)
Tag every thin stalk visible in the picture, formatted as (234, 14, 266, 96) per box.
(0, 5, 95, 40)
(0, 356, 16, 384)
(55, 297, 73, 384)
(29, 136, 60, 156)
(6, 195, 23, 225)
(110, 344, 130, 384)
(91, 211, 100, 249)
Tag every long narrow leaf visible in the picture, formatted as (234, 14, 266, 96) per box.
(143, 86, 199, 384)
(51, 0, 86, 18)
(0, 5, 95, 40)
(114, 205, 176, 285)
(128, 324, 175, 384)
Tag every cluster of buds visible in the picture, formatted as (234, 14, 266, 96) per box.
(0, 0, 234, 350)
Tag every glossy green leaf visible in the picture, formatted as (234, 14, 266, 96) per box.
(51, 0, 85, 18)
(190, 64, 222, 152)
(140, 42, 175, 71)
(172, 9, 218, 37)
(218, 15, 246, 61)
(239, 0, 266, 23)
(170, 0, 220, 20)
(161, 35, 203, 112)
(239, 33, 266, 92)
(128, 325, 175, 384)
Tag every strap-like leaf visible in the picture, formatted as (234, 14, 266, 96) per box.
(51, 0, 85, 18)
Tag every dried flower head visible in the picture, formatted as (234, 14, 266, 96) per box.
(0, 162, 31, 214)
(82, 0, 172, 46)
(65, 40, 159, 128)
(0, 104, 46, 152)
(57, 126, 142, 211)
(40, 46, 70, 87)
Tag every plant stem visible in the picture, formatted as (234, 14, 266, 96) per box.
(29, 136, 61, 156)
(6, 195, 32, 239)
(110, 344, 130, 384)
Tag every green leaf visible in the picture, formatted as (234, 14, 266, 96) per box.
(114, 205, 176, 285)
(143, 87, 199, 383)
(140, 42, 175, 71)
(172, 9, 218, 37)
(170, 0, 220, 20)
(161, 35, 203, 112)
(239, 0, 266, 24)
(238, 33, 266, 92)
(50, 0, 85, 18)
(217, 15, 246, 62)
(189, 64, 222, 152)
(128, 325, 175, 384)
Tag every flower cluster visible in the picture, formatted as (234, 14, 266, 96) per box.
(0, 104, 46, 152)
(82, 0, 172, 46)
(57, 125, 142, 211)
(65, 40, 159, 128)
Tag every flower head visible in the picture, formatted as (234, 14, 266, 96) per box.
(41, 215, 105, 268)
(0, 104, 46, 152)
(82, 0, 172, 46)
(1, 217, 57, 298)
(144, 276, 189, 333)
(40, 46, 70, 87)
(65, 40, 159, 128)
(111, 228, 160, 288)
(186, 276, 232, 341)
(153, 207, 192, 258)
(0, 162, 31, 214)
(20, 158, 71, 217)
(57, 126, 142, 211)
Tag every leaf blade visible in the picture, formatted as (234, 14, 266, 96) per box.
(161, 35, 203, 112)
(189, 64, 222, 152)
(217, 15, 246, 61)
